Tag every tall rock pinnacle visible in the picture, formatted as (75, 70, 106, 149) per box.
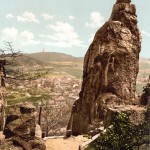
(67, 0, 141, 135)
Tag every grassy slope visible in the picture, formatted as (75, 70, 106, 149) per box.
(28, 52, 83, 62)
(17, 55, 47, 67)
(25, 52, 83, 78)
(7, 87, 50, 106)
(28, 53, 150, 91)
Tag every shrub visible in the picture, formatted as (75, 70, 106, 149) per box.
(90, 113, 150, 150)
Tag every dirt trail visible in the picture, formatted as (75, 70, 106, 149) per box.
(45, 136, 88, 150)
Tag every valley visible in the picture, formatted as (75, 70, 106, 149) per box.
(5, 52, 149, 136)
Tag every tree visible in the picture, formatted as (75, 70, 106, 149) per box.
(0, 42, 47, 131)
(0, 42, 21, 131)
(140, 82, 150, 106)
(39, 101, 71, 136)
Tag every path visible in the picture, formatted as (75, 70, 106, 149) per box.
(45, 136, 88, 150)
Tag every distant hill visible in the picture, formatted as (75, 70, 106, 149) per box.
(139, 57, 150, 61)
(16, 55, 47, 67)
(27, 52, 83, 62)
(9, 52, 150, 93)
(138, 57, 150, 79)
(17, 53, 150, 73)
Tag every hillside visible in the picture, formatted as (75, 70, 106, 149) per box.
(19, 53, 149, 82)
(28, 52, 83, 62)
(13, 52, 149, 92)
(138, 57, 150, 81)
(136, 57, 150, 93)
(16, 55, 47, 67)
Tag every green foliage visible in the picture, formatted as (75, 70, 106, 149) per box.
(7, 94, 16, 99)
(7, 94, 50, 105)
(49, 62, 83, 79)
(89, 113, 150, 150)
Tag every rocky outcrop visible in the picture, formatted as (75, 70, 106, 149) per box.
(0, 87, 6, 131)
(138, 144, 150, 150)
(0, 103, 45, 150)
(104, 105, 147, 128)
(68, 0, 141, 135)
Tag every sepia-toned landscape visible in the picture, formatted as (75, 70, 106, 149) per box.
(0, 0, 150, 149)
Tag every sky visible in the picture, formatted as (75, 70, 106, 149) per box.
(0, 0, 150, 58)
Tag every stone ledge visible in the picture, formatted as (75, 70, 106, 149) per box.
(104, 105, 147, 128)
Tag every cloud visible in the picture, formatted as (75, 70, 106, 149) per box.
(17, 12, 39, 23)
(85, 11, 104, 28)
(41, 13, 54, 20)
(142, 30, 150, 37)
(20, 30, 40, 46)
(6, 14, 14, 19)
(44, 21, 85, 48)
(1, 27, 39, 46)
(1, 27, 18, 42)
(69, 16, 75, 20)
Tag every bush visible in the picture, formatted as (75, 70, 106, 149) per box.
(90, 113, 150, 150)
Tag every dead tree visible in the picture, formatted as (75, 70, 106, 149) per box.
(0, 42, 47, 131)
(40, 103, 71, 136)
(0, 42, 22, 130)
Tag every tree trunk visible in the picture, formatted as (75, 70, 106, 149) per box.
(38, 106, 42, 126)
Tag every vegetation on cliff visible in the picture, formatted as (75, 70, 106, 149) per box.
(87, 113, 150, 150)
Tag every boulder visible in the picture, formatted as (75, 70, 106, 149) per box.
(139, 144, 150, 150)
(104, 105, 147, 128)
(0, 103, 46, 150)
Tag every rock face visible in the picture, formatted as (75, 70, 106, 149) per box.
(68, 0, 141, 135)
(0, 103, 45, 150)
(104, 105, 146, 128)
(139, 144, 150, 150)
(0, 87, 6, 131)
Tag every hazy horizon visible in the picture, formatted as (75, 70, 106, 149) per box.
(25, 51, 150, 59)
